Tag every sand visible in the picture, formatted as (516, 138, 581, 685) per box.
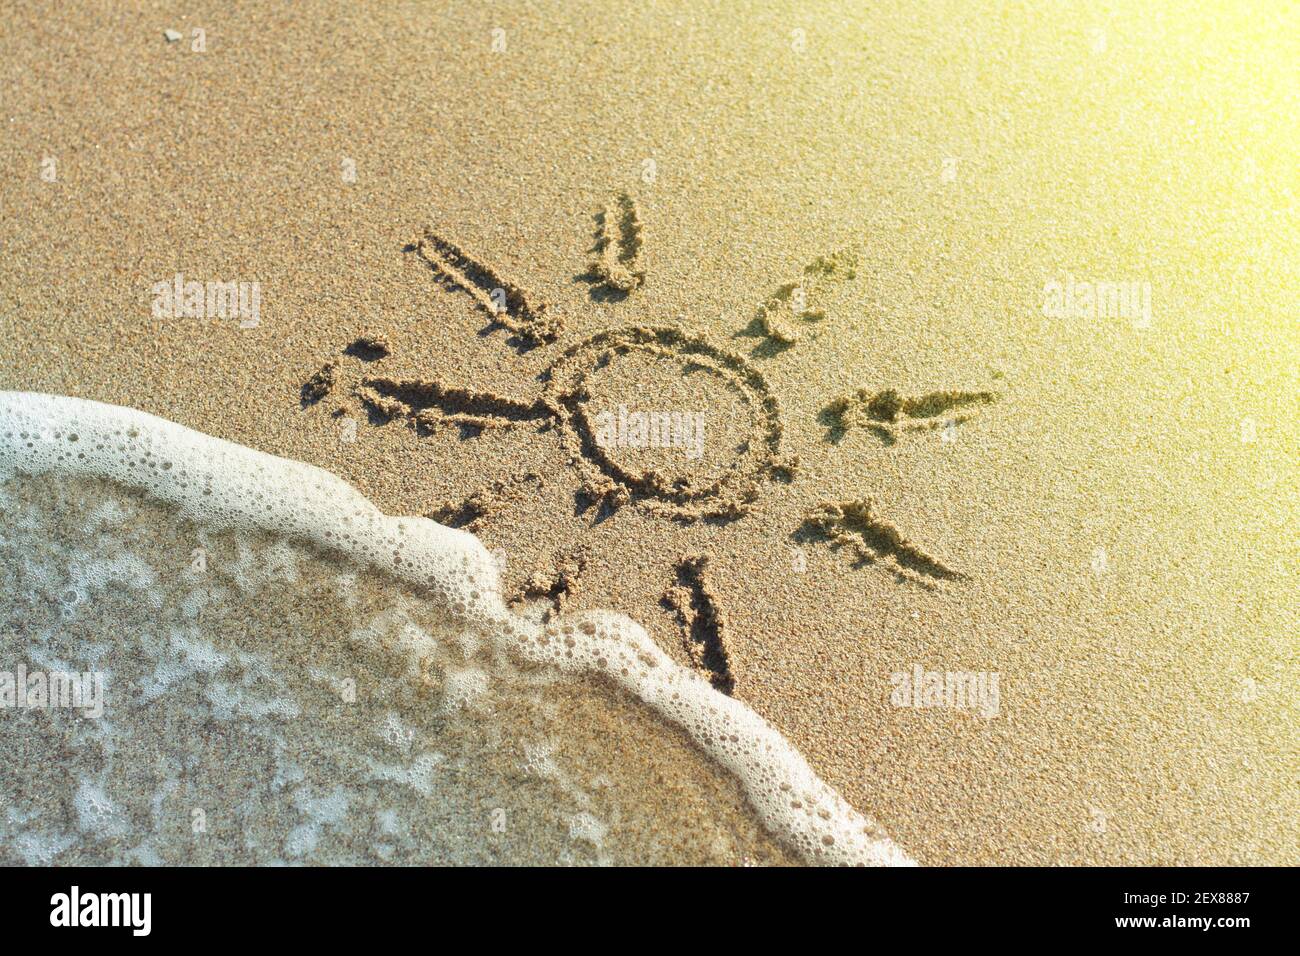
(1, 1, 1296, 864)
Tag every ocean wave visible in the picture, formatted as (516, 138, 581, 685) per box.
(0, 391, 910, 865)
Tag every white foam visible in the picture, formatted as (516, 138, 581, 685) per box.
(441, 664, 492, 714)
(364, 752, 447, 797)
(73, 781, 127, 838)
(0, 391, 912, 865)
(5, 808, 77, 865)
(283, 786, 352, 858)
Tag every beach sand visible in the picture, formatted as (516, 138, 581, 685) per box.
(1, 1, 1296, 864)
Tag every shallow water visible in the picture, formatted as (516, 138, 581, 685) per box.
(0, 472, 800, 865)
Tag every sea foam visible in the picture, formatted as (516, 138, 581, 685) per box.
(0, 391, 911, 865)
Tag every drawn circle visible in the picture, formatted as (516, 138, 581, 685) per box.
(542, 327, 789, 519)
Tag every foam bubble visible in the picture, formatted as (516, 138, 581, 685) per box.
(0, 391, 911, 865)
(73, 781, 126, 838)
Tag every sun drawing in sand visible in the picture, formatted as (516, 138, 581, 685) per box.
(300, 193, 998, 693)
